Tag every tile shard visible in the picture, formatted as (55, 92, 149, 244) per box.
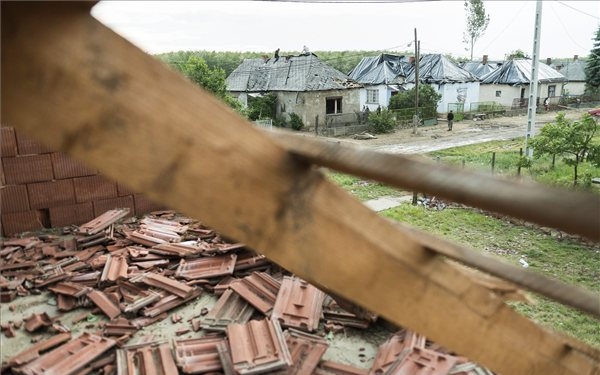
(202, 289, 255, 331)
(1, 332, 71, 370)
(227, 319, 292, 375)
(277, 329, 329, 375)
(271, 276, 325, 332)
(116, 342, 178, 375)
(229, 272, 281, 315)
(129, 272, 196, 299)
(173, 336, 225, 374)
(78, 208, 130, 235)
(385, 347, 458, 375)
(87, 289, 121, 320)
(175, 254, 237, 280)
(14, 333, 116, 375)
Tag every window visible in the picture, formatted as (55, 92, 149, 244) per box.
(326, 97, 342, 114)
(495, 90, 502, 97)
(366, 89, 379, 104)
(548, 85, 556, 98)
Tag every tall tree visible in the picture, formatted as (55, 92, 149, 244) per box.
(463, 0, 490, 61)
(584, 25, 600, 97)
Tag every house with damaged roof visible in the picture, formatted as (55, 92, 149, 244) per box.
(460, 55, 502, 79)
(226, 53, 361, 129)
(553, 56, 587, 96)
(479, 58, 566, 108)
(348, 53, 412, 111)
(404, 54, 480, 113)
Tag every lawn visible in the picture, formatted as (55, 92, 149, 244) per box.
(325, 139, 600, 348)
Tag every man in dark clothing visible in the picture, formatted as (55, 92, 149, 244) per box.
(447, 110, 454, 131)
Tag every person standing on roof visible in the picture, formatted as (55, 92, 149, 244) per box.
(447, 110, 454, 131)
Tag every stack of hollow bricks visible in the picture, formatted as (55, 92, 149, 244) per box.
(0, 126, 164, 236)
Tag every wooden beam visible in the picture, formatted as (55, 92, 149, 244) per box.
(268, 131, 600, 242)
(2, 4, 598, 375)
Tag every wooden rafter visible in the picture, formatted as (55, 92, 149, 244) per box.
(2, 3, 599, 375)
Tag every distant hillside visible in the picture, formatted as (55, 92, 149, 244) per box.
(156, 50, 411, 77)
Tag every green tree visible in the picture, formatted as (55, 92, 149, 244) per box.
(389, 85, 441, 110)
(530, 113, 599, 185)
(463, 0, 490, 61)
(288, 113, 304, 131)
(584, 26, 600, 97)
(368, 109, 396, 134)
(505, 49, 529, 60)
(177, 55, 243, 112)
(247, 93, 277, 121)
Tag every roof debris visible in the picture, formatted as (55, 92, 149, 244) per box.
(1, 209, 495, 375)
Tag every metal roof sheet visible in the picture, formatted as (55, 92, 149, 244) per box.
(348, 54, 411, 85)
(227, 54, 361, 92)
(405, 54, 479, 84)
(480, 59, 566, 85)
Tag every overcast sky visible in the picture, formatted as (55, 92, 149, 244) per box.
(92, 1, 599, 61)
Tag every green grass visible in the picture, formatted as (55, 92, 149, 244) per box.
(326, 139, 600, 348)
(383, 204, 600, 348)
(430, 137, 600, 189)
(325, 171, 406, 201)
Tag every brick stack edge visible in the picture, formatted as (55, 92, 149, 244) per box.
(0, 126, 165, 236)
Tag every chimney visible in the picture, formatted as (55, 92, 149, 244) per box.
(409, 56, 415, 64)
(546, 58, 552, 65)
(574, 55, 578, 61)
(482, 55, 488, 65)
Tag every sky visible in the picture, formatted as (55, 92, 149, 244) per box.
(92, 1, 600, 61)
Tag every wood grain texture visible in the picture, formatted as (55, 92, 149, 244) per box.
(2, 4, 598, 375)
(268, 131, 600, 242)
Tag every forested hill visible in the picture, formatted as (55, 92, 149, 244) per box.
(155, 50, 410, 76)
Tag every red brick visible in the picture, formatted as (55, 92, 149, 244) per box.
(1, 128, 18, 157)
(74, 175, 118, 203)
(1, 185, 30, 213)
(51, 153, 96, 180)
(93, 195, 135, 218)
(15, 131, 51, 155)
(1, 210, 46, 236)
(2, 155, 54, 184)
(117, 183, 136, 197)
(134, 194, 166, 216)
(49, 202, 94, 228)
(27, 179, 76, 209)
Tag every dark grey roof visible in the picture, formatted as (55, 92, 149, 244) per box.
(348, 54, 411, 85)
(226, 54, 361, 92)
(558, 60, 586, 81)
(405, 54, 479, 84)
(460, 61, 502, 79)
(480, 59, 566, 85)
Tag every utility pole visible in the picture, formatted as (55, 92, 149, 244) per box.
(413, 28, 420, 135)
(524, 0, 542, 158)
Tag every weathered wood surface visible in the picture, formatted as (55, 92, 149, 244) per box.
(269, 131, 600, 242)
(2, 4, 599, 375)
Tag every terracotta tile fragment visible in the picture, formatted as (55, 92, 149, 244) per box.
(87, 289, 121, 319)
(2, 332, 71, 369)
(23, 312, 53, 332)
(116, 342, 178, 375)
(271, 276, 325, 332)
(173, 336, 225, 374)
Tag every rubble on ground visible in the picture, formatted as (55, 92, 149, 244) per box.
(0, 209, 495, 375)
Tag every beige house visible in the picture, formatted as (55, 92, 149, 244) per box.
(479, 59, 566, 108)
(226, 53, 361, 129)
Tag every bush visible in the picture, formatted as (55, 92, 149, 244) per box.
(368, 109, 396, 133)
(289, 113, 304, 131)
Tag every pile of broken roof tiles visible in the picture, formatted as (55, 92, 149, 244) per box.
(0, 208, 495, 375)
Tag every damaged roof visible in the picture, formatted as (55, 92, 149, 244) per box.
(348, 54, 411, 85)
(558, 59, 586, 82)
(480, 59, 566, 85)
(226, 53, 361, 92)
(405, 54, 479, 84)
(460, 61, 502, 79)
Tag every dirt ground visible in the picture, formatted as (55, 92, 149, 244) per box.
(334, 108, 589, 154)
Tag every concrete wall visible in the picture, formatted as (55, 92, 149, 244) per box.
(276, 89, 361, 129)
(480, 82, 565, 108)
(0, 126, 165, 236)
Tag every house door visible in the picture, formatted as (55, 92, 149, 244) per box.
(548, 85, 556, 98)
(326, 97, 342, 114)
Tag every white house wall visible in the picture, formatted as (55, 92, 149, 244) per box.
(480, 82, 566, 108)
(404, 82, 480, 113)
(560, 81, 586, 96)
(360, 84, 394, 111)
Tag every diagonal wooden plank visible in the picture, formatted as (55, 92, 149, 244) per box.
(268, 130, 600, 242)
(2, 3, 598, 375)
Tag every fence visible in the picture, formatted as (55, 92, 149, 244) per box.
(390, 107, 437, 128)
(253, 119, 273, 130)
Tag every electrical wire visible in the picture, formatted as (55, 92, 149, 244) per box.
(556, 1, 599, 20)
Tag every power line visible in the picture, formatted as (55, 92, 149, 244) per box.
(556, 1, 600, 20)
(480, 2, 527, 54)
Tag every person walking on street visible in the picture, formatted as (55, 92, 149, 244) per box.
(447, 110, 454, 131)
